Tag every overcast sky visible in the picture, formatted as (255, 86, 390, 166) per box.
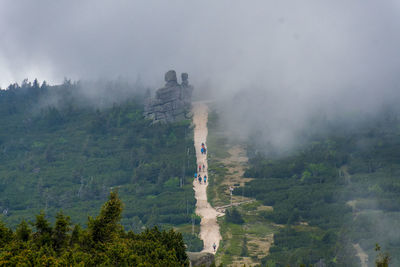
(1, 1, 399, 88)
(2, 1, 400, 149)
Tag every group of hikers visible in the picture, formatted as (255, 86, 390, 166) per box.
(198, 163, 206, 173)
(194, 142, 208, 184)
(196, 142, 218, 253)
(194, 171, 207, 184)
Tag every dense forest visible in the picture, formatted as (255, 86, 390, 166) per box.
(0, 191, 189, 266)
(240, 109, 400, 266)
(0, 80, 201, 250)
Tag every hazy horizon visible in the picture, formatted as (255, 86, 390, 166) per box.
(2, 0, 400, 149)
(2, 2, 400, 264)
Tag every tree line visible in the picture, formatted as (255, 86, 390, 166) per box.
(0, 192, 189, 266)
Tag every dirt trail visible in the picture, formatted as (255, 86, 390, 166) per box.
(192, 102, 223, 254)
(216, 145, 274, 266)
(221, 146, 254, 203)
(353, 243, 368, 267)
(342, 165, 369, 266)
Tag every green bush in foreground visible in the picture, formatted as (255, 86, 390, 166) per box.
(0, 192, 189, 266)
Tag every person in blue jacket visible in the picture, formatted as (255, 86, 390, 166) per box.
(204, 175, 207, 184)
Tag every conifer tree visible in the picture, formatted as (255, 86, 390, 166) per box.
(88, 191, 123, 243)
(52, 212, 71, 252)
(0, 192, 189, 266)
(16, 220, 31, 242)
(70, 224, 81, 246)
(0, 221, 12, 247)
(34, 212, 53, 246)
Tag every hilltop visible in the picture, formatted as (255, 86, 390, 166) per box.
(0, 78, 202, 250)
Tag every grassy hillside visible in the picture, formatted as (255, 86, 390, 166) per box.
(206, 107, 397, 266)
(206, 109, 278, 266)
(241, 110, 400, 266)
(0, 80, 201, 250)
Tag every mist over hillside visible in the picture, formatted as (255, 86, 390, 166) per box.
(2, 0, 400, 151)
(218, 86, 400, 154)
(1, 1, 400, 265)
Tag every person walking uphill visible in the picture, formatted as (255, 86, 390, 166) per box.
(193, 102, 221, 254)
(201, 143, 207, 154)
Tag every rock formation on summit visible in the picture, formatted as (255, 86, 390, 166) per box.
(144, 70, 193, 123)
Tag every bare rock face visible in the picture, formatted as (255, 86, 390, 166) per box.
(144, 70, 193, 123)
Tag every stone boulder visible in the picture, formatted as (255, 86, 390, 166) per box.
(144, 70, 194, 123)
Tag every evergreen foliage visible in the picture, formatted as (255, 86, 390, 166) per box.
(375, 244, 390, 267)
(0, 80, 197, 233)
(225, 207, 244, 225)
(0, 192, 189, 266)
(242, 109, 400, 266)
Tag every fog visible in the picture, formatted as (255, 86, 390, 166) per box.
(1, 1, 400, 149)
(2, 1, 400, 262)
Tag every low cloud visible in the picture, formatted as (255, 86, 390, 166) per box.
(1, 1, 400, 149)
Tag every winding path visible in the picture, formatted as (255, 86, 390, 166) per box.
(192, 102, 222, 254)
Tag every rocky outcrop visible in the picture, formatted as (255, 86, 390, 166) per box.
(144, 70, 193, 123)
(187, 252, 215, 267)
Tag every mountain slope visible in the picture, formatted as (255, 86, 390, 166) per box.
(242, 110, 400, 265)
(0, 81, 199, 250)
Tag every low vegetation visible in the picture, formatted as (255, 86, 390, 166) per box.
(207, 109, 278, 266)
(241, 109, 400, 266)
(208, 107, 397, 266)
(0, 80, 201, 251)
(0, 191, 189, 266)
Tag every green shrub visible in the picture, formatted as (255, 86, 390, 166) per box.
(225, 207, 244, 224)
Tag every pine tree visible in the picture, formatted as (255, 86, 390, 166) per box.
(52, 212, 71, 252)
(16, 220, 31, 242)
(0, 220, 12, 247)
(70, 224, 81, 246)
(0, 192, 189, 266)
(88, 191, 123, 243)
(34, 211, 53, 246)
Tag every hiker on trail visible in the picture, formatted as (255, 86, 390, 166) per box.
(198, 175, 202, 184)
(204, 175, 207, 184)
(199, 165, 201, 172)
(194, 172, 197, 179)
(203, 164, 205, 171)
(213, 242, 217, 252)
